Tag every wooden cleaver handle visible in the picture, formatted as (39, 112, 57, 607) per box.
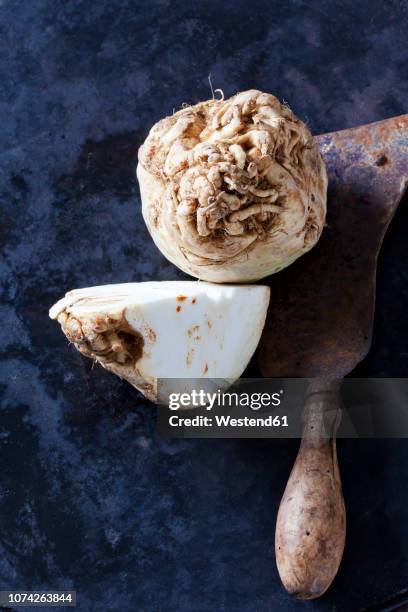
(275, 378, 346, 599)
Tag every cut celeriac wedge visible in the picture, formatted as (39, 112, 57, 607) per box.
(49, 282, 270, 402)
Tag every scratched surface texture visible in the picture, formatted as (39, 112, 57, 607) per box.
(0, 1, 408, 611)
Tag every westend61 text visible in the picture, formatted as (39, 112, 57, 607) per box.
(169, 415, 289, 428)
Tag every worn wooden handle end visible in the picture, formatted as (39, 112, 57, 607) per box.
(275, 380, 346, 599)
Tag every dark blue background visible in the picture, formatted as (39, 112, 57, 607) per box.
(0, 1, 407, 610)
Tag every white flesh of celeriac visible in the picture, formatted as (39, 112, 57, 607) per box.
(49, 281, 270, 402)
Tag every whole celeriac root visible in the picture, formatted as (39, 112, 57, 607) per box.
(137, 89, 327, 282)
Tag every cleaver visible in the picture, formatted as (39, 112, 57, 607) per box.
(258, 114, 408, 598)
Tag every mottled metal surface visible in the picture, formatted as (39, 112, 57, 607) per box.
(1, 1, 408, 610)
(260, 115, 408, 378)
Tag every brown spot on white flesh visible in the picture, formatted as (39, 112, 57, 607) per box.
(203, 363, 209, 374)
(186, 348, 195, 367)
(192, 298, 197, 304)
(176, 295, 187, 301)
(176, 305, 182, 312)
(146, 327, 157, 342)
(187, 324, 200, 339)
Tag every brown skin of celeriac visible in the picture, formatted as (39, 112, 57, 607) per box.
(52, 303, 156, 400)
(137, 89, 327, 283)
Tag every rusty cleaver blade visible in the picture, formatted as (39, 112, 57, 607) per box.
(259, 114, 408, 379)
